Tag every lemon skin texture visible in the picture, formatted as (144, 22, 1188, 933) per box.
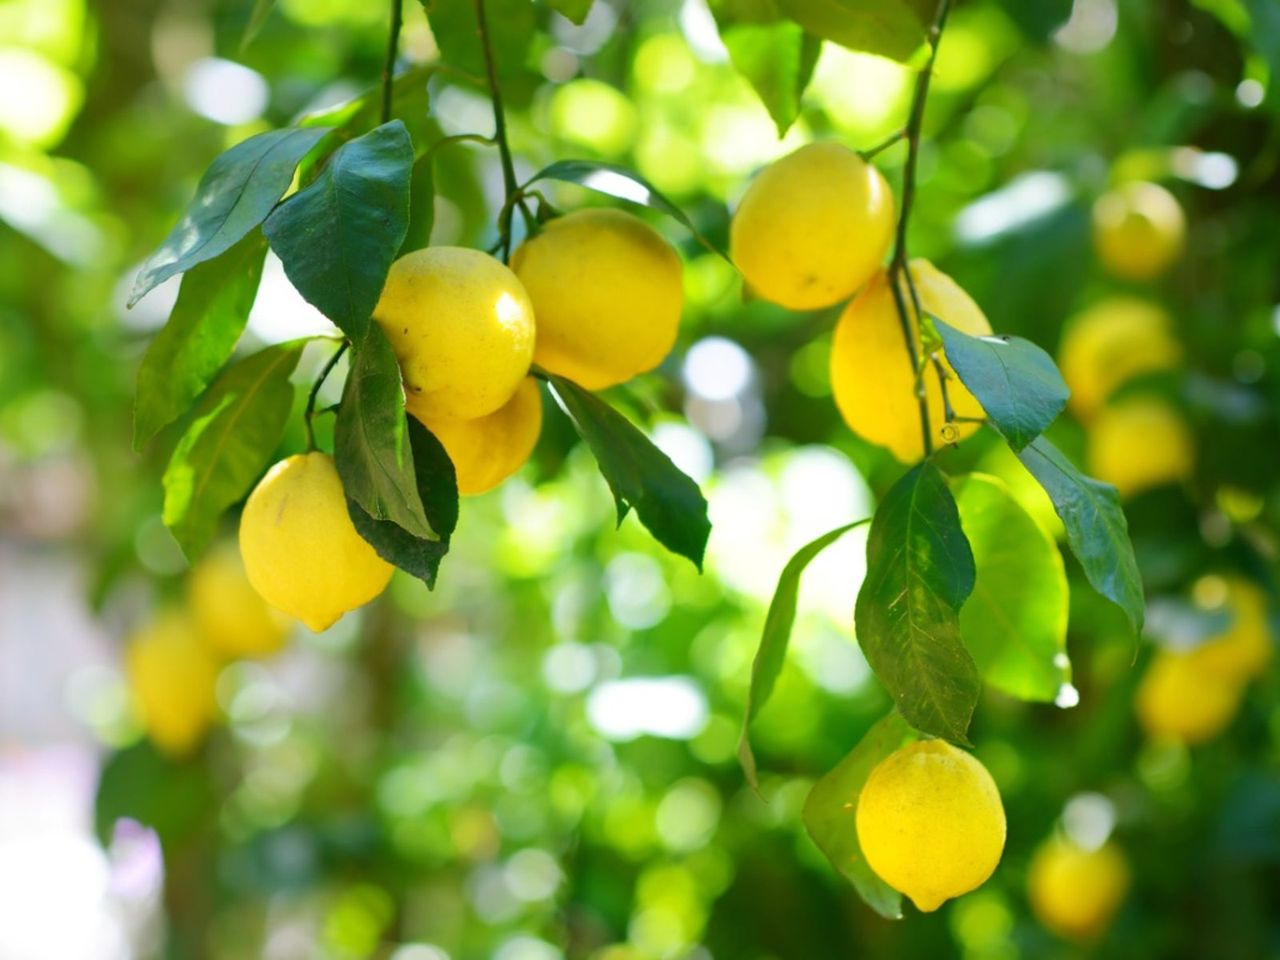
(1057, 297, 1182, 421)
(730, 142, 895, 310)
(1093, 181, 1186, 281)
(126, 610, 220, 756)
(512, 208, 683, 390)
(1028, 838, 1130, 941)
(374, 247, 535, 420)
(239, 452, 394, 632)
(831, 259, 991, 463)
(1086, 396, 1194, 499)
(189, 542, 292, 659)
(856, 740, 1007, 912)
(414, 377, 542, 496)
(1136, 650, 1242, 744)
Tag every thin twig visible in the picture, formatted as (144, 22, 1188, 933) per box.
(474, 0, 520, 260)
(304, 341, 349, 451)
(380, 0, 404, 125)
(859, 128, 906, 161)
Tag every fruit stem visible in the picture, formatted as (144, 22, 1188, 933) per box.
(304, 341, 349, 452)
(474, 0, 523, 260)
(380, 0, 404, 126)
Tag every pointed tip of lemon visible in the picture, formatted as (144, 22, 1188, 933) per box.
(301, 612, 340, 633)
(909, 893, 946, 913)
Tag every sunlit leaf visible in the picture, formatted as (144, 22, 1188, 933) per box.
(776, 0, 933, 64)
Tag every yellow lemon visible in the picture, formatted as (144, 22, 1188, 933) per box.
(730, 142, 895, 310)
(125, 610, 220, 756)
(415, 377, 542, 496)
(1028, 838, 1130, 941)
(1189, 577, 1273, 682)
(239, 452, 394, 632)
(1087, 396, 1194, 498)
(512, 208, 683, 389)
(856, 740, 1007, 912)
(1136, 650, 1242, 744)
(1057, 297, 1182, 421)
(831, 259, 991, 463)
(1093, 180, 1186, 281)
(189, 542, 292, 659)
(374, 246, 535, 420)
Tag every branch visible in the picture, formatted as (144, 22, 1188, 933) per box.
(474, 0, 521, 260)
(381, 0, 404, 125)
(304, 341, 349, 451)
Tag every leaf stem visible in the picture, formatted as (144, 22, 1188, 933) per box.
(859, 128, 906, 161)
(304, 341, 349, 451)
(380, 0, 404, 125)
(474, 0, 521, 260)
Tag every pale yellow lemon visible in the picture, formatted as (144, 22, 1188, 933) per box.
(1028, 838, 1130, 941)
(1136, 650, 1242, 744)
(1093, 180, 1186, 281)
(126, 610, 220, 756)
(730, 142, 895, 310)
(374, 247, 535, 420)
(239, 453, 394, 632)
(1189, 577, 1273, 682)
(1087, 396, 1194, 498)
(512, 208, 683, 389)
(189, 542, 292, 659)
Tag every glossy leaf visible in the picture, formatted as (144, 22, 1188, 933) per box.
(263, 121, 413, 340)
(776, 0, 933, 64)
(130, 127, 330, 305)
(855, 462, 979, 743)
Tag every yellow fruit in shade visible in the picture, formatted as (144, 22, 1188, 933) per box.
(1189, 577, 1273, 682)
(1093, 180, 1186, 281)
(512, 208, 683, 390)
(730, 142, 895, 310)
(1136, 650, 1242, 744)
(414, 377, 542, 496)
(831, 259, 991, 463)
(1057, 297, 1182, 421)
(856, 740, 1007, 912)
(1028, 838, 1130, 941)
(1087, 396, 1194, 498)
(238, 452, 394, 632)
(125, 610, 220, 757)
(189, 542, 292, 659)
(373, 247, 535, 420)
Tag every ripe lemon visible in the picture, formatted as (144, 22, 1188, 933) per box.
(1136, 650, 1242, 744)
(512, 208, 683, 389)
(1028, 838, 1130, 941)
(374, 247, 535, 420)
(831, 259, 991, 463)
(1087, 396, 1194, 498)
(239, 452, 394, 632)
(189, 542, 292, 659)
(730, 142, 894, 310)
(414, 377, 542, 496)
(1093, 181, 1186, 281)
(1189, 577, 1273, 682)
(856, 740, 1006, 912)
(126, 610, 220, 756)
(1057, 297, 1182, 421)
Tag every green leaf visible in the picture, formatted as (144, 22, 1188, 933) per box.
(802, 710, 917, 919)
(263, 121, 413, 340)
(162, 340, 307, 558)
(549, 0, 594, 24)
(133, 232, 268, 450)
(1016, 437, 1145, 633)
(548, 375, 711, 569)
(95, 741, 217, 849)
(421, 0, 536, 98)
(241, 0, 276, 49)
(130, 127, 331, 306)
(953, 474, 1070, 703)
(399, 151, 435, 255)
(855, 462, 979, 743)
(739, 520, 869, 790)
(992, 0, 1071, 42)
(776, 0, 933, 64)
(933, 318, 1069, 452)
(335, 323, 433, 539)
(348, 417, 459, 588)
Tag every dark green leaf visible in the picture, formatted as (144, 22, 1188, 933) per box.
(1016, 437, 1145, 632)
(739, 520, 868, 790)
(297, 66, 434, 176)
(162, 340, 307, 558)
(992, 0, 1071, 42)
(421, 0, 536, 100)
(549, 375, 710, 569)
(776, 0, 933, 64)
(241, 0, 276, 49)
(549, 0, 594, 24)
(263, 121, 413, 340)
(802, 710, 917, 919)
(95, 741, 217, 849)
(934, 317, 1069, 451)
(133, 232, 268, 450)
(130, 127, 331, 305)
(399, 151, 435, 255)
(335, 323, 433, 539)
(855, 462, 979, 743)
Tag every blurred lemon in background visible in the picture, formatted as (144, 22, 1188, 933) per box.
(1028, 837, 1130, 941)
(1189, 577, 1274, 682)
(189, 542, 292, 659)
(126, 610, 220, 756)
(1093, 180, 1186, 281)
(1136, 650, 1242, 744)
(1087, 396, 1194, 498)
(417, 377, 542, 496)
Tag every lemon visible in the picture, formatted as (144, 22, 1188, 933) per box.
(512, 208, 683, 389)
(415, 377, 542, 496)
(730, 142, 895, 310)
(189, 542, 292, 659)
(125, 610, 220, 756)
(374, 246, 535, 420)
(856, 740, 1007, 912)
(1087, 396, 1194, 498)
(239, 452, 394, 632)
(1093, 181, 1186, 281)
(1028, 838, 1130, 941)
(1136, 650, 1242, 744)
(1057, 297, 1182, 421)
(831, 259, 991, 463)
(1189, 577, 1273, 682)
